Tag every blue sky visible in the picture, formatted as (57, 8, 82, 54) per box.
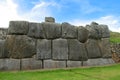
(0, 0, 120, 32)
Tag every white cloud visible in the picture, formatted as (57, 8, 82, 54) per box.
(79, 0, 102, 14)
(22, 1, 60, 22)
(70, 15, 120, 32)
(0, 0, 59, 28)
(0, 0, 120, 33)
(60, 0, 102, 14)
(95, 16, 120, 32)
(0, 0, 23, 28)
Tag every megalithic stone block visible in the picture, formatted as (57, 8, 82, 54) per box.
(78, 26, 89, 43)
(37, 39, 51, 60)
(45, 17, 55, 23)
(21, 58, 42, 70)
(27, 23, 45, 38)
(44, 60, 66, 69)
(0, 59, 20, 71)
(99, 38, 111, 58)
(62, 22, 77, 39)
(68, 39, 88, 61)
(5, 35, 36, 59)
(52, 39, 68, 60)
(86, 39, 102, 58)
(83, 58, 115, 66)
(98, 25, 110, 38)
(86, 22, 102, 39)
(0, 28, 7, 40)
(67, 61, 82, 68)
(42, 22, 61, 39)
(0, 40, 5, 58)
(8, 21, 29, 35)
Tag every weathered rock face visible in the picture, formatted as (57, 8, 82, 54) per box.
(8, 21, 29, 35)
(67, 61, 81, 67)
(0, 28, 7, 40)
(42, 22, 61, 39)
(52, 39, 68, 60)
(99, 25, 110, 38)
(62, 22, 77, 39)
(44, 60, 66, 69)
(68, 39, 88, 61)
(99, 38, 111, 58)
(0, 40, 5, 58)
(86, 39, 102, 58)
(5, 35, 36, 58)
(37, 39, 51, 60)
(86, 22, 102, 39)
(83, 58, 115, 66)
(78, 26, 89, 43)
(21, 58, 42, 70)
(45, 17, 55, 23)
(27, 23, 45, 38)
(0, 59, 20, 71)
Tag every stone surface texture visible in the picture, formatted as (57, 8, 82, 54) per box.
(8, 21, 29, 35)
(62, 22, 77, 39)
(68, 39, 88, 61)
(52, 39, 68, 60)
(5, 35, 36, 58)
(37, 39, 51, 60)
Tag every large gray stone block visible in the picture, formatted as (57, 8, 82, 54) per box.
(52, 39, 68, 60)
(0, 59, 20, 71)
(0, 28, 7, 40)
(44, 60, 66, 69)
(83, 58, 115, 66)
(21, 58, 42, 70)
(86, 22, 102, 39)
(27, 23, 45, 38)
(0, 40, 5, 58)
(67, 61, 81, 68)
(8, 21, 29, 35)
(86, 39, 102, 58)
(45, 17, 55, 23)
(62, 22, 77, 39)
(99, 25, 110, 38)
(5, 35, 36, 59)
(68, 39, 88, 61)
(42, 22, 61, 39)
(107, 58, 115, 64)
(99, 38, 111, 58)
(78, 26, 89, 43)
(37, 39, 51, 60)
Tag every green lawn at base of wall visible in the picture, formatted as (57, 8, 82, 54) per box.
(1, 64, 120, 80)
(110, 32, 120, 43)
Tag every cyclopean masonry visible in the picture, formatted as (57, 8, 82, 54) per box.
(0, 17, 115, 71)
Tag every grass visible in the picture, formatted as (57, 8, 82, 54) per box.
(1, 64, 120, 80)
(110, 31, 120, 43)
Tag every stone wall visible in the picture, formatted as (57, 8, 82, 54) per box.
(0, 17, 115, 71)
(110, 43, 120, 63)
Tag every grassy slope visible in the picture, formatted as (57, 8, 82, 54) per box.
(110, 31, 120, 43)
(1, 64, 120, 80)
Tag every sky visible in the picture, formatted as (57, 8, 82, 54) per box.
(0, 0, 120, 32)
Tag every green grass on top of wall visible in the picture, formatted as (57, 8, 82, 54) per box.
(110, 31, 120, 43)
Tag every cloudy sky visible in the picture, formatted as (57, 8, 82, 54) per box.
(0, 0, 120, 32)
